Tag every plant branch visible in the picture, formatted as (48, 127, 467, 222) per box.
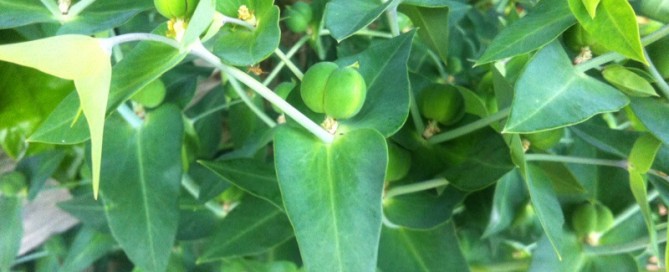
(40, 0, 62, 17)
(274, 48, 304, 80)
(524, 154, 628, 168)
(320, 29, 394, 39)
(190, 41, 334, 143)
(67, 0, 96, 17)
(385, 4, 401, 37)
(584, 228, 667, 256)
(263, 35, 310, 86)
(190, 100, 243, 122)
(410, 91, 426, 135)
(181, 174, 227, 217)
(576, 24, 669, 72)
(227, 75, 277, 128)
(428, 107, 511, 144)
(644, 49, 669, 98)
(610, 190, 659, 229)
(100, 33, 181, 52)
(117, 104, 142, 128)
(385, 177, 449, 199)
(220, 14, 256, 31)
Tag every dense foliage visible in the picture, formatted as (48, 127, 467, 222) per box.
(1, 0, 669, 271)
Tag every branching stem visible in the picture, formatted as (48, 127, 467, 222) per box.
(428, 107, 511, 144)
(385, 177, 449, 199)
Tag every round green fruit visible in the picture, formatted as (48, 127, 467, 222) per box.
(154, 0, 199, 19)
(285, 2, 313, 33)
(572, 202, 614, 238)
(593, 203, 614, 233)
(385, 142, 411, 182)
(131, 79, 166, 108)
(301, 62, 367, 119)
(418, 84, 464, 126)
(523, 128, 564, 151)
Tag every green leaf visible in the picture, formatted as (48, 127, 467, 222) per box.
(582, 0, 601, 18)
(100, 106, 184, 272)
(401, 0, 468, 8)
(570, 119, 638, 158)
(476, 0, 575, 65)
(57, 193, 110, 232)
(483, 170, 527, 237)
(378, 222, 469, 272)
(0, 35, 111, 198)
(629, 133, 662, 173)
(630, 97, 669, 145)
(528, 231, 584, 271)
(525, 165, 565, 260)
(582, 254, 637, 272)
(58, 227, 116, 272)
(0, 195, 22, 271)
(568, 0, 647, 64)
(182, 0, 215, 46)
(457, 86, 489, 117)
(56, 0, 153, 35)
(636, 0, 669, 23)
(0, 61, 72, 158)
(215, 1, 280, 66)
(440, 128, 514, 191)
(30, 40, 187, 145)
(199, 158, 283, 210)
(16, 150, 66, 200)
(398, 5, 449, 64)
(628, 171, 659, 258)
(536, 161, 586, 194)
(324, 0, 398, 41)
(338, 31, 414, 136)
(383, 186, 467, 229)
(274, 127, 387, 272)
(503, 42, 629, 133)
(0, 0, 54, 29)
(602, 64, 658, 97)
(199, 196, 293, 263)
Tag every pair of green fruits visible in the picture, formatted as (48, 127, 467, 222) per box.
(571, 202, 614, 244)
(154, 0, 199, 19)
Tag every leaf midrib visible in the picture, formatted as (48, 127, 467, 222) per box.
(507, 73, 578, 130)
(136, 131, 158, 270)
(325, 147, 344, 272)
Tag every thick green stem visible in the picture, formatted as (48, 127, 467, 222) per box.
(410, 90, 426, 135)
(67, 0, 96, 16)
(263, 35, 310, 86)
(190, 100, 243, 122)
(385, 177, 449, 199)
(227, 76, 277, 128)
(428, 107, 511, 144)
(274, 48, 304, 80)
(576, 24, 669, 72)
(524, 154, 627, 168)
(40, 0, 62, 17)
(644, 49, 669, 98)
(190, 41, 334, 143)
(181, 174, 227, 217)
(385, 4, 401, 37)
(117, 104, 143, 128)
(611, 190, 659, 229)
(584, 228, 667, 256)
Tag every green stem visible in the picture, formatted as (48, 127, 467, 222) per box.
(410, 90, 426, 135)
(220, 14, 256, 31)
(428, 107, 511, 144)
(385, 3, 401, 37)
(611, 190, 659, 229)
(100, 33, 181, 53)
(190, 41, 334, 143)
(117, 104, 142, 128)
(274, 48, 304, 80)
(644, 49, 669, 98)
(385, 177, 449, 199)
(263, 35, 310, 86)
(320, 29, 394, 39)
(181, 174, 227, 217)
(67, 0, 96, 16)
(426, 49, 448, 79)
(524, 154, 627, 168)
(40, 0, 62, 17)
(227, 75, 277, 128)
(12, 250, 50, 265)
(576, 24, 669, 72)
(470, 261, 530, 272)
(583, 228, 667, 256)
(190, 100, 243, 122)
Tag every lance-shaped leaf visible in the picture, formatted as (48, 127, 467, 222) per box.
(582, 0, 601, 18)
(630, 97, 669, 145)
(602, 64, 658, 97)
(476, 0, 575, 65)
(274, 127, 387, 272)
(568, 0, 647, 64)
(503, 42, 628, 133)
(398, 5, 449, 64)
(0, 35, 111, 198)
(525, 166, 565, 260)
(324, 0, 399, 41)
(100, 106, 183, 272)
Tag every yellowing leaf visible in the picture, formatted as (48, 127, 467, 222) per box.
(0, 35, 112, 199)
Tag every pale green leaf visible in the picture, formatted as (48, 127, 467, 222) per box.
(582, 0, 601, 18)
(602, 64, 658, 97)
(324, 0, 398, 41)
(629, 133, 662, 173)
(504, 42, 628, 133)
(274, 127, 387, 271)
(525, 165, 565, 260)
(568, 0, 647, 64)
(628, 171, 659, 258)
(630, 97, 669, 145)
(0, 35, 111, 198)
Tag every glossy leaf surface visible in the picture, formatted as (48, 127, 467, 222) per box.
(100, 106, 183, 272)
(504, 42, 628, 133)
(274, 127, 386, 272)
(629, 97, 669, 145)
(324, 0, 398, 41)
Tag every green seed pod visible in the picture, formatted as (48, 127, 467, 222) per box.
(385, 142, 411, 182)
(572, 202, 598, 237)
(418, 83, 464, 126)
(154, 0, 199, 19)
(285, 2, 313, 33)
(523, 128, 564, 151)
(301, 62, 367, 119)
(131, 79, 166, 108)
(594, 203, 614, 233)
(323, 67, 367, 119)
